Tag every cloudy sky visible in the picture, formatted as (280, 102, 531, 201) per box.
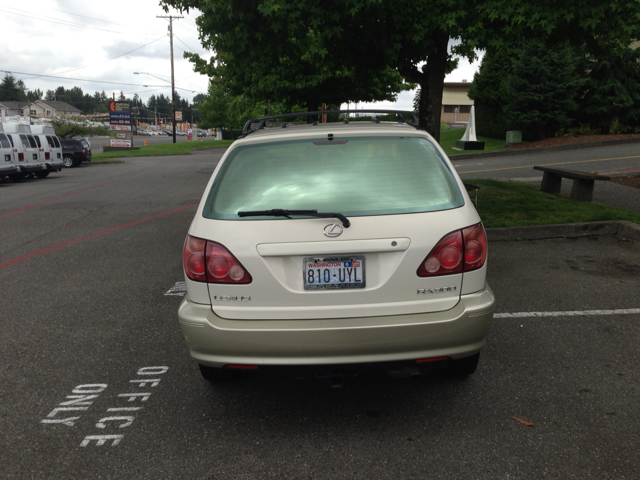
(0, 0, 482, 110)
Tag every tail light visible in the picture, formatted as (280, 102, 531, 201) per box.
(45, 152, 50, 160)
(18, 153, 24, 161)
(82, 149, 86, 154)
(417, 223, 487, 277)
(183, 235, 252, 284)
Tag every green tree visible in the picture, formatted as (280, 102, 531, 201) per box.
(0, 74, 27, 101)
(503, 41, 583, 139)
(579, 43, 640, 133)
(27, 88, 43, 102)
(467, 48, 511, 139)
(161, 0, 410, 122)
(162, 0, 640, 142)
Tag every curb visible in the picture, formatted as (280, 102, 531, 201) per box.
(487, 220, 640, 242)
(451, 137, 640, 160)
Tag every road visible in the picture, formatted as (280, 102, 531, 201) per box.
(454, 142, 640, 212)
(0, 144, 638, 478)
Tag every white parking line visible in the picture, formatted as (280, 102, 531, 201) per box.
(495, 308, 640, 319)
(165, 281, 186, 296)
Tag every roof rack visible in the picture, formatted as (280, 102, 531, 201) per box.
(240, 109, 420, 137)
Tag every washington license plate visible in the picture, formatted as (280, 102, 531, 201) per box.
(303, 256, 365, 290)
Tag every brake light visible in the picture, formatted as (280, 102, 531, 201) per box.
(417, 223, 487, 277)
(183, 235, 252, 284)
(18, 153, 24, 161)
(82, 149, 86, 154)
(45, 152, 50, 160)
(462, 223, 487, 271)
(183, 235, 206, 282)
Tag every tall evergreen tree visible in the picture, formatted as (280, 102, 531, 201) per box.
(504, 41, 583, 139)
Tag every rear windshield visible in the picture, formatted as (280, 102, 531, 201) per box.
(0, 133, 10, 149)
(52, 136, 61, 148)
(203, 136, 464, 220)
(46, 136, 55, 148)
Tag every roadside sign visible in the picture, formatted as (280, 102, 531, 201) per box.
(110, 113, 131, 121)
(108, 101, 131, 113)
(117, 133, 126, 139)
(109, 125, 132, 131)
(175, 111, 182, 121)
(110, 139, 132, 147)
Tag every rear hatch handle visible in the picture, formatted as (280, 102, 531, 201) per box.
(238, 209, 351, 228)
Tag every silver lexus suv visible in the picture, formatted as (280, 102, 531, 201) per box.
(179, 111, 494, 384)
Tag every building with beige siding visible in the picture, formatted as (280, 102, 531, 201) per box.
(441, 82, 474, 124)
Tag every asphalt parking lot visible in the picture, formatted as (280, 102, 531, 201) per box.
(1, 146, 638, 478)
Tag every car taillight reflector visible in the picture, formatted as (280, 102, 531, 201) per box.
(417, 223, 487, 277)
(183, 235, 252, 284)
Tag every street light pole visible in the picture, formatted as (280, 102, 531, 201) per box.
(157, 14, 182, 144)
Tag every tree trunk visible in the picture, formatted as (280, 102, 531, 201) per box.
(306, 96, 319, 123)
(418, 34, 450, 143)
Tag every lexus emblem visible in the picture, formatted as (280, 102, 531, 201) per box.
(323, 224, 343, 237)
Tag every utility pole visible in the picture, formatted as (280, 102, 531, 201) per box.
(157, 14, 182, 144)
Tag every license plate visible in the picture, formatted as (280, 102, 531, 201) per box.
(303, 256, 365, 290)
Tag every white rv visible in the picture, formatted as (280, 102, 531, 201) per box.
(1, 123, 47, 179)
(0, 123, 21, 179)
(30, 125, 64, 175)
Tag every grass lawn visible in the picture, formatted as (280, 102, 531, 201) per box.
(468, 179, 640, 228)
(439, 128, 507, 157)
(92, 140, 235, 160)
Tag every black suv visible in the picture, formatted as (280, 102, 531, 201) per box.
(60, 139, 92, 168)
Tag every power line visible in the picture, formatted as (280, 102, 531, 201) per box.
(173, 34, 202, 53)
(0, 69, 173, 88)
(20, 36, 167, 80)
(0, 7, 159, 36)
(50, 7, 163, 34)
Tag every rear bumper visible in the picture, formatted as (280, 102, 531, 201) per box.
(178, 285, 495, 368)
(19, 164, 47, 173)
(46, 161, 64, 171)
(0, 165, 20, 175)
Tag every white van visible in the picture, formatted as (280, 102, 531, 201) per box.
(0, 124, 20, 180)
(1, 123, 47, 179)
(30, 125, 64, 176)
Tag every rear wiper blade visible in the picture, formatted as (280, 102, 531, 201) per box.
(237, 209, 351, 228)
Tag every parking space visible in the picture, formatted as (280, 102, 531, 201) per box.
(0, 147, 638, 478)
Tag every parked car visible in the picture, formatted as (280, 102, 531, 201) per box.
(139, 130, 152, 136)
(60, 138, 92, 168)
(179, 110, 495, 385)
(197, 130, 207, 137)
